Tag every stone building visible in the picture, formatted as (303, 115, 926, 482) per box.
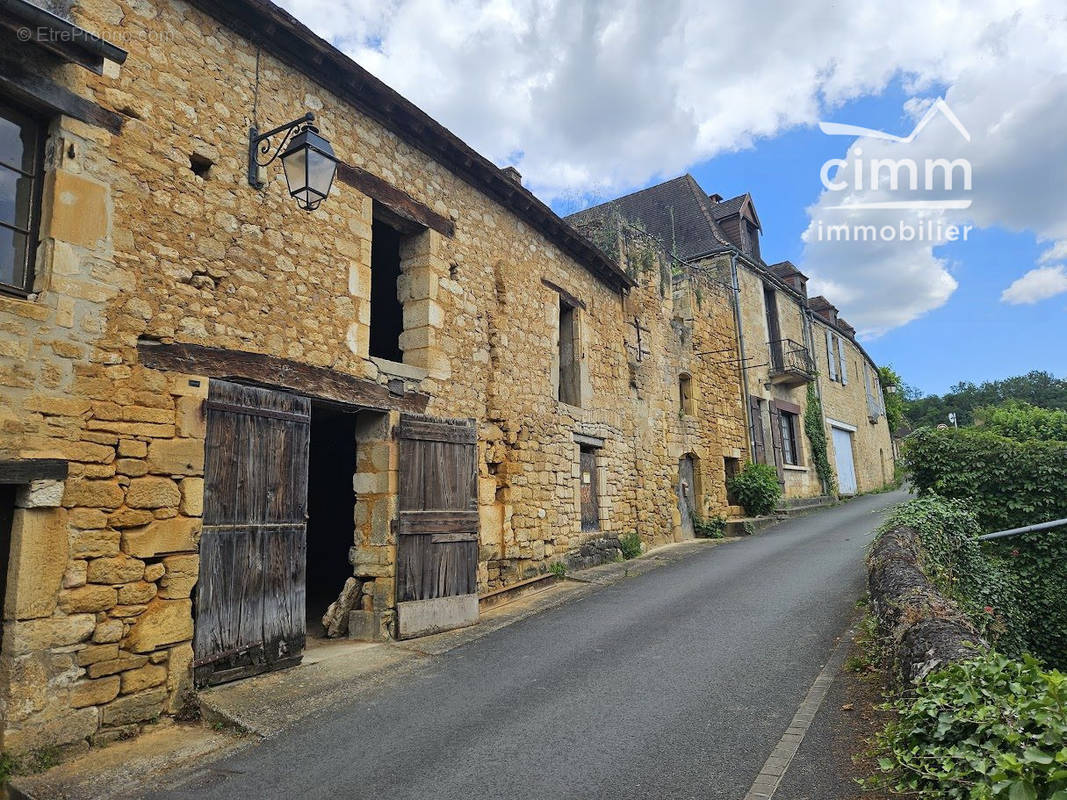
(570, 175, 894, 499)
(0, 0, 752, 752)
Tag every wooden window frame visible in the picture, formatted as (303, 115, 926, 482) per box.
(778, 409, 801, 466)
(0, 98, 46, 297)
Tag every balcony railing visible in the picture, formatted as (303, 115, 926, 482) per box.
(768, 338, 815, 385)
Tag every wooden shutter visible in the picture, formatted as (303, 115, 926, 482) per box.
(825, 329, 837, 381)
(194, 380, 310, 687)
(769, 404, 785, 482)
(749, 397, 767, 465)
(837, 337, 848, 385)
(396, 415, 478, 603)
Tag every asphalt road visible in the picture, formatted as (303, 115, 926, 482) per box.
(161, 490, 906, 800)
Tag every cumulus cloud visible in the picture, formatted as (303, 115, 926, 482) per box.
(276, 0, 1067, 335)
(1001, 266, 1067, 305)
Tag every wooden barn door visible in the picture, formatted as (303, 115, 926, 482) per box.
(194, 380, 310, 687)
(395, 415, 479, 638)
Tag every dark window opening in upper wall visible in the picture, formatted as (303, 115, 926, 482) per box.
(369, 217, 405, 362)
(558, 298, 580, 406)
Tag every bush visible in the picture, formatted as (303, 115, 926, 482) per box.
(901, 428, 1067, 666)
(974, 400, 1067, 443)
(901, 427, 1067, 532)
(726, 462, 782, 516)
(871, 652, 1067, 800)
(618, 532, 642, 559)
(693, 515, 727, 539)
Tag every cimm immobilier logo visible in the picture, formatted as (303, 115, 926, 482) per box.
(814, 98, 973, 244)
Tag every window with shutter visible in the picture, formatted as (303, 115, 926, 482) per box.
(825, 329, 837, 381)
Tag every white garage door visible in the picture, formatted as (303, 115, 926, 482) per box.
(831, 426, 857, 496)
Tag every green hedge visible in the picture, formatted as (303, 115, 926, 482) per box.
(872, 652, 1067, 800)
(901, 428, 1067, 666)
(974, 400, 1067, 443)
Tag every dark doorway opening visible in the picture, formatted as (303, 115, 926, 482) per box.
(306, 402, 358, 638)
(0, 485, 14, 639)
(369, 217, 405, 362)
(724, 457, 741, 506)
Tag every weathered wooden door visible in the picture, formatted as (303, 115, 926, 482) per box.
(580, 448, 600, 531)
(194, 380, 310, 688)
(395, 415, 478, 637)
(677, 455, 696, 540)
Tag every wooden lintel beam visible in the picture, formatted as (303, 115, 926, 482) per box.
(0, 53, 124, 134)
(336, 162, 455, 238)
(541, 278, 587, 311)
(137, 340, 430, 414)
(0, 458, 68, 484)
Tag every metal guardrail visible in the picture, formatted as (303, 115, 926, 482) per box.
(978, 517, 1067, 541)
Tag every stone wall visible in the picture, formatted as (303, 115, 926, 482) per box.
(0, 0, 748, 752)
(812, 318, 895, 494)
(867, 525, 985, 683)
(732, 259, 824, 498)
(731, 257, 894, 498)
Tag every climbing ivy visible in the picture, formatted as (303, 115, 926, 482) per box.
(804, 383, 836, 495)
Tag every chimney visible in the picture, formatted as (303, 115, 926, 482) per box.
(709, 193, 723, 203)
(501, 166, 522, 185)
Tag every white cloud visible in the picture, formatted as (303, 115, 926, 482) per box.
(1001, 265, 1067, 305)
(276, 0, 1067, 335)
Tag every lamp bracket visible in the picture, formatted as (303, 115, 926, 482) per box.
(247, 112, 316, 188)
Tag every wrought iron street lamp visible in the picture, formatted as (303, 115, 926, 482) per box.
(248, 112, 338, 211)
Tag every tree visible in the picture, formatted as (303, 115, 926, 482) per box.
(904, 371, 1067, 429)
(877, 365, 908, 434)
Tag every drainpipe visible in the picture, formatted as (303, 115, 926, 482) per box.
(729, 252, 755, 462)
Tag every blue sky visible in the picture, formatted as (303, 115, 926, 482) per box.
(280, 0, 1066, 399)
(555, 82, 1064, 397)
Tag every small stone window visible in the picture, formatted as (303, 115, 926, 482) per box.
(189, 153, 213, 179)
(0, 100, 46, 296)
(679, 373, 695, 416)
(558, 297, 581, 406)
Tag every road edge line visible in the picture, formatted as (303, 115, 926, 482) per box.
(741, 624, 856, 800)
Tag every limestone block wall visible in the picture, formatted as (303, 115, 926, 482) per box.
(0, 0, 751, 752)
(812, 320, 895, 493)
(731, 260, 823, 498)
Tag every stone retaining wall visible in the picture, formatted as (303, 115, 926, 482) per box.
(866, 525, 986, 683)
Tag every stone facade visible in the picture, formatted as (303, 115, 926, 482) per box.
(570, 177, 895, 502)
(0, 0, 749, 752)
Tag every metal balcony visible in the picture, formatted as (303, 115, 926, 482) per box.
(768, 338, 816, 386)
